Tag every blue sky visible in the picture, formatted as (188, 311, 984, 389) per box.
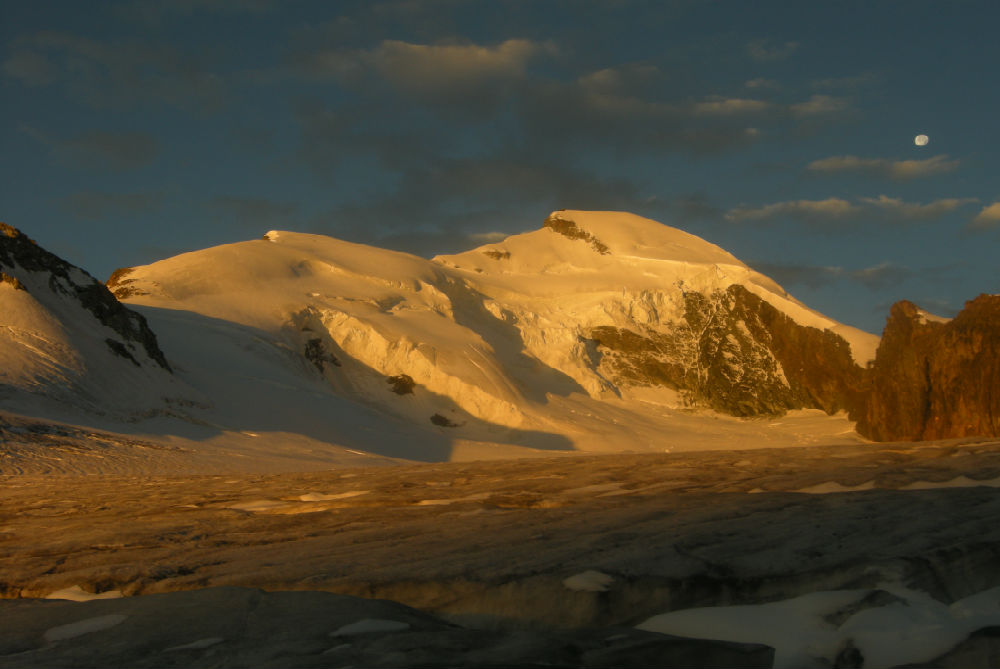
(3, 0, 998, 332)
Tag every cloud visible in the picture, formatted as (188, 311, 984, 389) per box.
(1, 49, 55, 85)
(810, 73, 879, 90)
(860, 195, 977, 219)
(59, 191, 164, 220)
(750, 260, 915, 291)
(692, 97, 771, 116)
(306, 154, 645, 256)
(970, 202, 1000, 229)
(748, 261, 845, 289)
(790, 94, 851, 117)
(728, 195, 977, 223)
(744, 78, 780, 90)
(206, 196, 298, 229)
(808, 154, 960, 180)
(301, 38, 552, 93)
(849, 262, 913, 290)
(747, 39, 799, 62)
(3, 31, 225, 111)
(119, 0, 274, 23)
(726, 198, 859, 221)
(21, 126, 160, 170)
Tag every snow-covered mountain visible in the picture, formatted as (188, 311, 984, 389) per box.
(92, 210, 877, 463)
(0, 223, 181, 420)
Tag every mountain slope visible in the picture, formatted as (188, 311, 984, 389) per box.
(0, 223, 179, 419)
(104, 211, 876, 458)
(435, 210, 876, 416)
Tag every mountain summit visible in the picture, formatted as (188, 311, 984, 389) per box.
(108, 211, 875, 438)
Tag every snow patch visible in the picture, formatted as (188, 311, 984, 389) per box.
(330, 619, 411, 636)
(45, 585, 124, 602)
(638, 585, 1000, 669)
(563, 570, 615, 592)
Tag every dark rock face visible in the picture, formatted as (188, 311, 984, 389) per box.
(387, 374, 415, 395)
(106, 266, 149, 299)
(591, 284, 864, 417)
(0, 222, 170, 371)
(304, 337, 340, 372)
(544, 213, 610, 254)
(855, 296, 1000, 441)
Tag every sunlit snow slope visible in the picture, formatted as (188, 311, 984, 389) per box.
(102, 211, 877, 462)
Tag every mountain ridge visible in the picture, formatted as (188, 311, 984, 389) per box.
(3, 210, 996, 471)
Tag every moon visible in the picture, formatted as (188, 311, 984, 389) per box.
(914, 134, 929, 146)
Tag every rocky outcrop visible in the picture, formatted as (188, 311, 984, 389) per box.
(590, 284, 865, 416)
(106, 266, 149, 299)
(855, 296, 1000, 441)
(544, 213, 610, 254)
(0, 223, 170, 371)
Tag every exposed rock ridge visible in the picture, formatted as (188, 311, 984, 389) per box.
(544, 212, 610, 254)
(590, 284, 864, 416)
(106, 266, 149, 299)
(855, 295, 1000, 441)
(0, 222, 170, 371)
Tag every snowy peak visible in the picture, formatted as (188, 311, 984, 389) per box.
(1, 223, 169, 372)
(436, 210, 745, 273)
(0, 223, 177, 418)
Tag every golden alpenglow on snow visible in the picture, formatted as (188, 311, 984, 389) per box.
(4, 1, 1000, 666)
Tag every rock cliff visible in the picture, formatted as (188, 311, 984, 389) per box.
(855, 296, 1000, 441)
(590, 284, 865, 416)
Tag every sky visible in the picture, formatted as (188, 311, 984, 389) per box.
(2, 0, 999, 333)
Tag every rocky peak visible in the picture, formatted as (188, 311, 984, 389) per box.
(854, 295, 1000, 441)
(0, 222, 170, 372)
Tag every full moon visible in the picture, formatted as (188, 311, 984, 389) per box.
(914, 134, 929, 146)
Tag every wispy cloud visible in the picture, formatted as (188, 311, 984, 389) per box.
(750, 260, 917, 291)
(728, 195, 977, 223)
(808, 154, 960, 180)
(860, 195, 977, 218)
(747, 39, 799, 62)
(790, 94, 851, 117)
(59, 191, 164, 220)
(744, 78, 780, 90)
(726, 198, 859, 221)
(692, 97, 771, 116)
(300, 38, 553, 92)
(3, 31, 225, 111)
(810, 73, 879, 90)
(21, 125, 160, 170)
(970, 202, 1000, 229)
